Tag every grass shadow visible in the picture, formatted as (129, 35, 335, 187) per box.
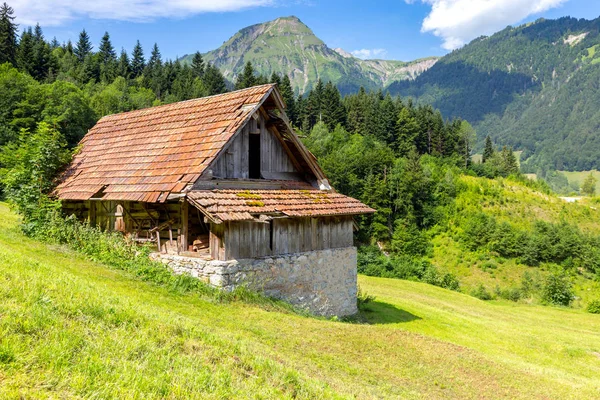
(357, 300, 422, 325)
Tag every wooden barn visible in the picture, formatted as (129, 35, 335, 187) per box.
(55, 84, 374, 262)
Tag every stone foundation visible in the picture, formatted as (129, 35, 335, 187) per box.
(152, 247, 358, 317)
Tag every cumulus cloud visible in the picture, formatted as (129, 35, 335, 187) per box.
(10, 0, 273, 26)
(409, 0, 568, 50)
(351, 48, 387, 59)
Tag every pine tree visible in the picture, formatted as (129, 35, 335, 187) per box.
(482, 135, 494, 163)
(116, 48, 130, 78)
(269, 71, 281, 86)
(321, 81, 345, 130)
(191, 51, 204, 78)
(31, 24, 51, 81)
(147, 43, 161, 69)
(98, 32, 116, 62)
(17, 28, 34, 75)
(98, 32, 117, 82)
(581, 173, 597, 196)
(235, 61, 256, 90)
(203, 63, 227, 95)
(0, 2, 18, 66)
(74, 29, 92, 62)
(130, 40, 145, 77)
(279, 74, 295, 122)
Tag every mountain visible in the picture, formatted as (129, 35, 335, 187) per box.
(180, 16, 437, 94)
(389, 16, 600, 172)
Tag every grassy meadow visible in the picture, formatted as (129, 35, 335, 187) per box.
(1, 202, 600, 399)
(560, 170, 600, 189)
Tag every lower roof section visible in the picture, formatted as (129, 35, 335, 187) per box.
(186, 189, 375, 223)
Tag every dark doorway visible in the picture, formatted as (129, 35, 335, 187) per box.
(249, 133, 261, 179)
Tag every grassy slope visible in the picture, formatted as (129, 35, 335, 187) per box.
(428, 175, 600, 304)
(1, 203, 600, 398)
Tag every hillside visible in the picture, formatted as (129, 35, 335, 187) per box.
(1, 202, 599, 398)
(389, 16, 600, 171)
(425, 175, 600, 304)
(180, 16, 437, 94)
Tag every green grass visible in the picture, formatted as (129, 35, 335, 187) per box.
(559, 170, 600, 190)
(1, 202, 600, 398)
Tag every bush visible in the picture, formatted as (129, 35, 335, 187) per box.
(496, 286, 523, 302)
(587, 299, 600, 314)
(357, 285, 376, 311)
(472, 284, 493, 300)
(541, 273, 574, 306)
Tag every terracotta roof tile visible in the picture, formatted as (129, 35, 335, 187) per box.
(187, 189, 375, 221)
(55, 84, 276, 202)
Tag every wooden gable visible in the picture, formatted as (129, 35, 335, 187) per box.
(204, 109, 303, 182)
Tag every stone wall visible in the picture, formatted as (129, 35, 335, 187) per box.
(152, 247, 358, 317)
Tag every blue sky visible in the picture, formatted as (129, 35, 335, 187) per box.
(11, 0, 600, 62)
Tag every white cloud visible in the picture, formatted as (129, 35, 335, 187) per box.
(409, 0, 568, 50)
(351, 48, 387, 59)
(11, 0, 273, 26)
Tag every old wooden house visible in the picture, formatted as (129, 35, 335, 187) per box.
(55, 84, 374, 316)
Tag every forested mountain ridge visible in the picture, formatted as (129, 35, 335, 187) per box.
(180, 16, 437, 94)
(389, 16, 600, 171)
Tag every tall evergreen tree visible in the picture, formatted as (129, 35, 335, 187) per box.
(116, 48, 130, 78)
(130, 40, 145, 77)
(31, 24, 51, 81)
(74, 29, 92, 62)
(98, 32, 117, 82)
(98, 32, 116, 62)
(191, 51, 204, 78)
(235, 61, 256, 90)
(0, 2, 18, 66)
(482, 135, 494, 163)
(16, 28, 34, 75)
(147, 43, 161, 69)
(321, 81, 345, 130)
(203, 63, 227, 95)
(269, 71, 281, 86)
(279, 74, 295, 122)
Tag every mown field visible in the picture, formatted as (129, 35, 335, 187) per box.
(1, 202, 599, 399)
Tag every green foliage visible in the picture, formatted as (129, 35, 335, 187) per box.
(472, 284, 493, 300)
(357, 246, 459, 291)
(356, 285, 375, 311)
(0, 122, 70, 221)
(0, 2, 17, 66)
(586, 299, 600, 314)
(541, 273, 574, 306)
(581, 173, 597, 196)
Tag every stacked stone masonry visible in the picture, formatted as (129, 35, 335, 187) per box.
(153, 247, 358, 317)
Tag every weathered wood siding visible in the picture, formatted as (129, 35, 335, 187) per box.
(211, 113, 297, 179)
(220, 216, 354, 260)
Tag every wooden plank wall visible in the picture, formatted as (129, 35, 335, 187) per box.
(259, 114, 297, 174)
(211, 112, 297, 179)
(212, 123, 250, 179)
(222, 216, 354, 260)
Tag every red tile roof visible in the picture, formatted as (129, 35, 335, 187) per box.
(187, 189, 376, 222)
(55, 84, 277, 202)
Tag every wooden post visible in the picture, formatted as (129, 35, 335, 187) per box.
(180, 200, 188, 254)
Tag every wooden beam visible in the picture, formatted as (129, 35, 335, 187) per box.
(180, 200, 189, 254)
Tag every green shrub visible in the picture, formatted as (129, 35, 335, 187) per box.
(496, 287, 523, 302)
(472, 284, 493, 300)
(357, 285, 376, 311)
(586, 299, 600, 314)
(541, 273, 574, 306)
